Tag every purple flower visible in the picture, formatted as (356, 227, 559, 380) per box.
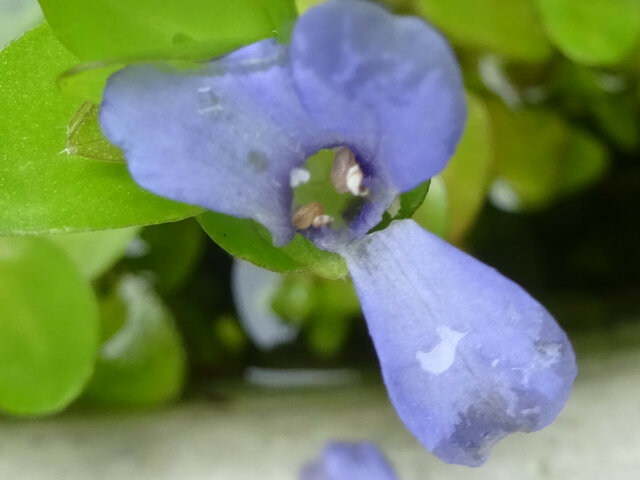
(99, 0, 577, 467)
(300, 441, 397, 480)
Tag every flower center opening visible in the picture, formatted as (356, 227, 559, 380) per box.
(290, 147, 369, 232)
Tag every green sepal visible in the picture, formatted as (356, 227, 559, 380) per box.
(198, 212, 347, 280)
(369, 180, 431, 233)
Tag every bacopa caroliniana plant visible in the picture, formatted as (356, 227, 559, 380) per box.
(98, 0, 577, 467)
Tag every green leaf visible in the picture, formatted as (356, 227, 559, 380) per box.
(549, 64, 640, 151)
(198, 212, 347, 280)
(48, 227, 140, 280)
(369, 181, 430, 233)
(38, 0, 297, 62)
(58, 61, 124, 104)
(0, 25, 201, 235)
(487, 102, 567, 210)
(414, 175, 450, 239)
(441, 93, 493, 243)
(537, 0, 640, 66)
(295, 0, 325, 14)
(306, 277, 360, 358)
(487, 101, 609, 210)
(0, 236, 99, 416)
(83, 275, 186, 407)
(125, 220, 205, 295)
(417, 0, 552, 62)
(560, 129, 609, 196)
(270, 272, 360, 358)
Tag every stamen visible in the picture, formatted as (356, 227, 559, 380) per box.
(331, 147, 369, 196)
(311, 214, 334, 228)
(290, 167, 311, 188)
(345, 165, 369, 196)
(292, 202, 324, 229)
(331, 148, 356, 194)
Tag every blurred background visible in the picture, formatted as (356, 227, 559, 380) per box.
(1, 0, 639, 478)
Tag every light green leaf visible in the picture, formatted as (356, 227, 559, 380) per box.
(487, 100, 609, 210)
(0, 25, 201, 235)
(441, 93, 493, 243)
(48, 227, 139, 280)
(414, 175, 449, 239)
(198, 212, 347, 280)
(83, 275, 186, 407)
(0, 236, 99, 416)
(537, 0, 640, 66)
(417, 0, 552, 62)
(38, 0, 297, 62)
(58, 61, 124, 104)
(487, 101, 567, 209)
(296, 0, 325, 14)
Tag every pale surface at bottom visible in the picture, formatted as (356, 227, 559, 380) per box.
(0, 348, 638, 480)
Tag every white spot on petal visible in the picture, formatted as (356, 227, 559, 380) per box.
(416, 326, 466, 375)
(290, 168, 311, 188)
(521, 406, 541, 416)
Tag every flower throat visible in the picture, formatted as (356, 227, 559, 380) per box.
(290, 147, 369, 232)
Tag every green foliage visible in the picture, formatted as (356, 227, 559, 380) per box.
(0, 0, 635, 418)
(560, 129, 610, 196)
(271, 273, 361, 358)
(441, 93, 493, 243)
(296, 0, 325, 14)
(124, 220, 205, 295)
(305, 277, 360, 357)
(83, 276, 186, 407)
(198, 212, 347, 280)
(414, 175, 449, 239)
(38, 0, 297, 62)
(58, 62, 123, 104)
(370, 181, 431, 233)
(0, 26, 201, 235)
(0, 236, 99, 415)
(487, 101, 608, 211)
(537, 0, 640, 66)
(417, 0, 552, 62)
(48, 227, 139, 280)
(550, 63, 640, 152)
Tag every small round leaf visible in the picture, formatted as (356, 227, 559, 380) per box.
(0, 236, 99, 415)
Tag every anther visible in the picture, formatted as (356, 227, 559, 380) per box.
(331, 147, 369, 196)
(292, 202, 324, 229)
(311, 214, 334, 228)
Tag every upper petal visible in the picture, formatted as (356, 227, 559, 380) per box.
(100, 40, 334, 246)
(342, 220, 577, 466)
(291, 0, 467, 192)
(300, 441, 397, 480)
